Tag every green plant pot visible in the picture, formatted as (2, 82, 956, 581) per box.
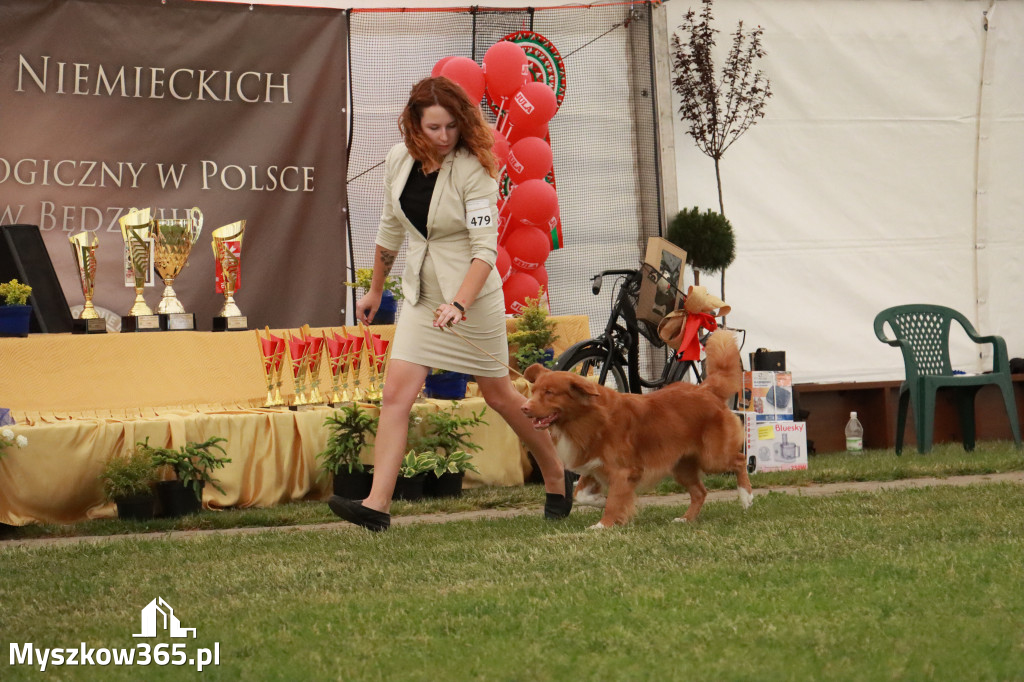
(115, 493, 157, 521)
(156, 480, 203, 518)
(393, 473, 427, 501)
(423, 471, 464, 498)
(332, 468, 374, 499)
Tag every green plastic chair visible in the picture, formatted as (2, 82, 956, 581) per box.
(874, 304, 1021, 454)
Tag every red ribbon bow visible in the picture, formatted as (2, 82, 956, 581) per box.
(675, 312, 718, 362)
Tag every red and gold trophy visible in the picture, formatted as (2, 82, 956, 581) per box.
(324, 332, 351, 405)
(301, 325, 326, 405)
(361, 324, 390, 403)
(286, 333, 312, 407)
(211, 220, 246, 331)
(257, 327, 286, 407)
(346, 332, 366, 403)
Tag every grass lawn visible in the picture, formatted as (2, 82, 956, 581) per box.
(2, 480, 1023, 681)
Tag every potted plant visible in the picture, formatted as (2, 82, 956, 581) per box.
(393, 450, 434, 501)
(344, 267, 404, 325)
(146, 436, 231, 517)
(508, 288, 559, 371)
(99, 443, 160, 521)
(666, 207, 735, 288)
(414, 403, 486, 498)
(317, 404, 378, 499)
(423, 368, 472, 400)
(0, 279, 33, 337)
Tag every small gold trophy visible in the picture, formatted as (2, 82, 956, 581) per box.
(68, 231, 105, 333)
(287, 332, 314, 408)
(153, 207, 203, 329)
(347, 334, 366, 403)
(211, 220, 247, 331)
(118, 208, 161, 331)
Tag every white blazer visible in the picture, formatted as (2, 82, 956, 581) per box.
(375, 143, 501, 306)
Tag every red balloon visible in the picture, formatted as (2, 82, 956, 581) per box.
(431, 56, 454, 78)
(496, 246, 512, 282)
(440, 57, 485, 103)
(491, 126, 510, 166)
(503, 271, 542, 315)
(508, 120, 548, 145)
(533, 265, 548, 290)
(506, 81, 558, 133)
(506, 137, 552, 185)
(506, 179, 558, 227)
(483, 41, 529, 101)
(504, 226, 551, 272)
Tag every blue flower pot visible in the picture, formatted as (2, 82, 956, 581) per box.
(423, 372, 470, 400)
(0, 305, 32, 337)
(373, 290, 398, 325)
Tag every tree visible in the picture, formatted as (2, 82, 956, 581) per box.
(671, 0, 771, 300)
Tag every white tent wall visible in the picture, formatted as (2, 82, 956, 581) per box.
(662, 0, 1024, 382)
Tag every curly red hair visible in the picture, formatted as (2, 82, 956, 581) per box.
(399, 76, 497, 179)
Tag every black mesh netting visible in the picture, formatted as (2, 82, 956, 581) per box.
(347, 2, 668, 376)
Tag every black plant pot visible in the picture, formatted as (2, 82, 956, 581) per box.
(0, 521, 18, 538)
(156, 480, 203, 518)
(115, 493, 157, 521)
(393, 473, 427, 501)
(332, 468, 374, 500)
(423, 471, 465, 498)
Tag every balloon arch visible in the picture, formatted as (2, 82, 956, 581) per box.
(432, 31, 566, 314)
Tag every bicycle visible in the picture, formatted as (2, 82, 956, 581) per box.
(555, 263, 703, 393)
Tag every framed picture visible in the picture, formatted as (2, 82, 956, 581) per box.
(635, 236, 687, 325)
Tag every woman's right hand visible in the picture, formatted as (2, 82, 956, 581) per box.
(354, 290, 382, 325)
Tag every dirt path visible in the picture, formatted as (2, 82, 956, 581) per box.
(4, 471, 1022, 549)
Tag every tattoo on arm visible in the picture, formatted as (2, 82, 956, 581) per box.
(378, 249, 397, 275)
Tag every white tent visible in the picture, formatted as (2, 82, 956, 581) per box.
(226, 0, 1024, 383)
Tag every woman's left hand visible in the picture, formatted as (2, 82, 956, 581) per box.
(433, 303, 466, 329)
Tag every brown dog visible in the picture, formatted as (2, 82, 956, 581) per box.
(521, 331, 752, 528)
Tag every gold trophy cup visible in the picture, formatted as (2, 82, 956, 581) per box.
(69, 231, 99, 320)
(153, 207, 203, 317)
(118, 208, 156, 320)
(211, 220, 246, 329)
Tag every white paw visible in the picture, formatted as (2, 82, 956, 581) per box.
(738, 488, 754, 510)
(575, 489, 607, 508)
(672, 516, 689, 523)
(587, 521, 610, 530)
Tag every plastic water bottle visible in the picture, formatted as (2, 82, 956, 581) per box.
(845, 411, 864, 452)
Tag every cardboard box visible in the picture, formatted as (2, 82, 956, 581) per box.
(742, 417, 808, 473)
(740, 371, 794, 421)
(635, 236, 686, 327)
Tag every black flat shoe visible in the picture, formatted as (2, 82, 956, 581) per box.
(544, 469, 576, 520)
(328, 496, 390, 532)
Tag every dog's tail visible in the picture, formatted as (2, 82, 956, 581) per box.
(700, 331, 742, 404)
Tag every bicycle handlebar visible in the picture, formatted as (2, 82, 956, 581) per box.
(591, 269, 638, 296)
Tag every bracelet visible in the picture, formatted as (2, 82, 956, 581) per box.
(451, 301, 465, 313)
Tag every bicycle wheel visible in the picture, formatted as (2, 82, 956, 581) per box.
(555, 345, 629, 393)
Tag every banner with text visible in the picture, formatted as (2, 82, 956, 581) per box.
(0, 0, 347, 330)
